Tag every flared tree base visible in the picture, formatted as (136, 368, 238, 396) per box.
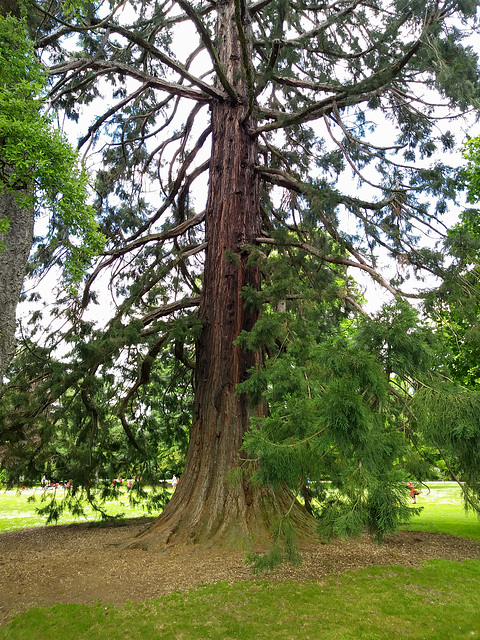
(126, 479, 318, 551)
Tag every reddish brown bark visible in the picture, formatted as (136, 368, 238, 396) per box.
(128, 0, 316, 550)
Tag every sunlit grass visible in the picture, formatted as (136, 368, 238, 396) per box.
(2, 481, 479, 541)
(1, 481, 480, 638)
(0, 485, 164, 533)
(400, 481, 480, 542)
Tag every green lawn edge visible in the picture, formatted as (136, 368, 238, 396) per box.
(1, 558, 480, 640)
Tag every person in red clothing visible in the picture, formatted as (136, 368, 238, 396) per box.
(407, 481, 420, 503)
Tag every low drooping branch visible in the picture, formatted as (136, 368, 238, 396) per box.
(119, 334, 170, 452)
(435, 444, 480, 512)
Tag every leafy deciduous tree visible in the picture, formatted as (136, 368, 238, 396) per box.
(0, 8, 105, 383)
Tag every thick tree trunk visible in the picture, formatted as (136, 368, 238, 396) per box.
(129, 0, 316, 550)
(0, 192, 34, 384)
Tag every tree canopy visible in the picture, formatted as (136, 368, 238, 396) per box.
(2, 0, 480, 554)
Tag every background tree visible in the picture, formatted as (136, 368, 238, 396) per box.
(0, 8, 105, 384)
(2, 0, 480, 550)
(411, 133, 480, 512)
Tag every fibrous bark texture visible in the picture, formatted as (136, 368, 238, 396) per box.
(128, 0, 316, 550)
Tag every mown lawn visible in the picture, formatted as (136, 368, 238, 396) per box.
(0, 485, 162, 533)
(1, 558, 479, 640)
(401, 481, 480, 541)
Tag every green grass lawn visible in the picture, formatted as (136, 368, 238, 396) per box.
(401, 481, 480, 541)
(1, 482, 480, 639)
(0, 485, 162, 533)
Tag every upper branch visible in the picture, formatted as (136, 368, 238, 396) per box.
(88, 19, 223, 100)
(49, 59, 212, 102)
(81, 214, 206, 309)
(175, 0, 238, 103)
(256, 237, 407, 299)
(234, 0, 255, 119)
(255, 11, 435, 134)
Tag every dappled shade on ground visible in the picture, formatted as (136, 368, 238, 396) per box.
(1, 519, 480, 625)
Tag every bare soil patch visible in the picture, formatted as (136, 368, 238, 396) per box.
(1, 518, 480, 625)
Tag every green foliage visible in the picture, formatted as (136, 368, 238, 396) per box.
(0, 322, 193, 519)
(245, 517, 302, 573)
(413, 386, 480, 509)
(240, 299, 459, 543)
(0, 14, 105, 285)
(462, 135, 480, 205)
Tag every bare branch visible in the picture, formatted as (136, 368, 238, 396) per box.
(81, 215, 206, 309)
(130, 126, 211, 239)
(140, 295, 202, 328)
(106, 212, 206, 259)
(77, 84, 147, 150)
(50, 59, 211, 102)
(92, 20, 222, 100)
(175, 0, 237, 103)
(248, 0, 276, 15)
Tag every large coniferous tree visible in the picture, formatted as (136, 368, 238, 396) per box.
(3, 0, 480, 548)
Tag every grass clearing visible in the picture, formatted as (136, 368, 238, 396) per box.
(400, 482, 480, 541)
(2, 481, 478, 537)
(0, 486, 162, 533)
(1, 559, 480, 639)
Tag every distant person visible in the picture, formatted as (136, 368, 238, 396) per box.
(407, 481, 420, 504)
(41, 475, 46, 489)
(171, 474, 177, 489)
